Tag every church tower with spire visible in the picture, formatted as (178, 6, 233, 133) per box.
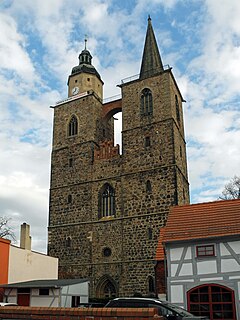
(48, 17, 189, 300)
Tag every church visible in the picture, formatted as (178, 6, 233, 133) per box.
(48, 17, 189, 300)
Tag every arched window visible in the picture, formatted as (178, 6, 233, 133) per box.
(69, 158, 73, 167)
(188, 284, 236, 319)
(145, 136, 151, 147)
(148, 276, 155, 294)
(68, 115, 78, 136)
(148, 227, 153, 240)
(99, 184, 115, 218)
(146, 180, 152, 193)
(140, 88, 153, 115)
(66, 236, 72, 248)
(67, 194, 72, 204)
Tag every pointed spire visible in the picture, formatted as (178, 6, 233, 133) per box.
(139, 16, 164, 79)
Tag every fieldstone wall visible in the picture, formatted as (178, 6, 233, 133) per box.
(48, 69, 189, 299)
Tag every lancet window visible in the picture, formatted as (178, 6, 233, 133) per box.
(140, 88, 153, 115)
(99, 184, 115, 218)
(68, 115, 78, 136)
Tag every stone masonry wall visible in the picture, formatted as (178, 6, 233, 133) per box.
(48, 67, 189, 299)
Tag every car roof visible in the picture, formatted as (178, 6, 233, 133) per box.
(112, 297, 164, 303)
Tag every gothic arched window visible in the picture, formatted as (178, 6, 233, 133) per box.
(66, 236, 72, 248)
(99, 184, 115, 218)
(140, 88, 153, 115)
(148, 276, 155, 294)
(146, 180, 152, 193)
(68, 115, 78, 136)
(67, 194, 72, 204)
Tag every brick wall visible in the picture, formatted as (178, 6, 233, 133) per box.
(0, 306, 163, 319)
(155, 261, 166, 294)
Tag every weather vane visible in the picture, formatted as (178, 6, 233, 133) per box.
(84, 34, 88, 50)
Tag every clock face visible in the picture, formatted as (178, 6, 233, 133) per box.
(71, 86, 79, 95)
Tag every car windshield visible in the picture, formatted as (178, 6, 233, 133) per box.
(161, 301, 194, 317)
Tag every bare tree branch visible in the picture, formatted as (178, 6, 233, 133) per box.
(219, 176, 240, 200)
(0, 216, 16, 241)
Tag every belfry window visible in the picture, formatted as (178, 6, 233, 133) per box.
(140, 88, 153, 115)
(99, 184, 115, 218)
(68, 115, 78, 136)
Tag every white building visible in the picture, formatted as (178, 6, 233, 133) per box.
(0, 223, 58, 286)
(2, 279, 89, 307)
(162, 199, 240, 320)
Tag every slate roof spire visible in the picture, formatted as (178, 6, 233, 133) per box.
(139, 16, 164, 79)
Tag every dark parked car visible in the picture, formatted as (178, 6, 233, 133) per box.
(105, 297, 208, 319)
(78, 302, 105, 308)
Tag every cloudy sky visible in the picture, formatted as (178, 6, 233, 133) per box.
(0, 0, 239, 253)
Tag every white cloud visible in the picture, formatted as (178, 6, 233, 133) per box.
(0, 13, 35, 82)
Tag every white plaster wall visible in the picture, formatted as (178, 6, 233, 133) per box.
(220, 243, 231, 256)
(171, 264, 178, 277)
(228, 240, 240, 254)
(61, 282, 89, 307)
(4, 288, 60, 307)
(3, 288, 17, 304)
(170, 285, 183, 303)
(221, 259, 240, 273)
(179, 263, 193, 276)
(61, 282, 89, 295)
(31, 288, 59, 296)
(197, 260, 217, 274)
(185, 247, 192, 259)
(8, 245, 58, 283)
(31, 296, 59, 307)
(170, 248, 183, 261)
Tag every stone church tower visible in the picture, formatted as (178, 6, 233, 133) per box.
(48, 17, 189, 300)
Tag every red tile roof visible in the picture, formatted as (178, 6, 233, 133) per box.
(155, 227, 166, 260)
(163, 199, 240, 243)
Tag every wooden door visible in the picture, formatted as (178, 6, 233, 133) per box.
(17, 293, 30, 306)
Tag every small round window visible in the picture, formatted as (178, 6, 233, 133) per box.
(103, 247, 112, 257)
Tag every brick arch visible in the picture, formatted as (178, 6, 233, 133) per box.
(102, 99, 122, 121)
